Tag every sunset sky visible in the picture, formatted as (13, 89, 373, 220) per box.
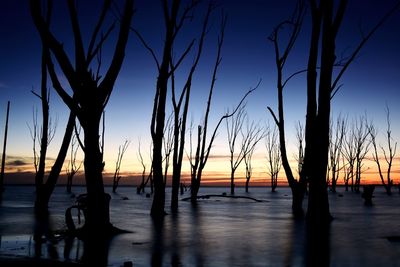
(0, 0, 399, 186)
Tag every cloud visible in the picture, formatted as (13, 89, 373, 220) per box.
(8, 159, 29, 166)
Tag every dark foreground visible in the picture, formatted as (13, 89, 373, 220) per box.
(1, 186, 400, 267)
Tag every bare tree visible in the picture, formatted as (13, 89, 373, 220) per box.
(328, 115, 346, 193)
(342, 123, 357, 191)
(226, 109, 264, 194)
(265, 124, 281, 192)
(136, 140, 153, 194)
(0, 101, 10, 195)
(243, 121, 265, 193)
(28, 106, 57, 181)
(226, 107, 246, 195)
(66, 131, 82, 194)
(370, 106, 397, 195)
(267, 0, 307, 217)
(134, 0, 200, 218)
(112, 140, 130, 193)
(353, 116, 371, 193)
(169, 3, 214, 212)
(294, 122, 305, 178)
(31, 0, 134, 232)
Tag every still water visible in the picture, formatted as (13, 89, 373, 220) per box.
(0, 185, 399, 266)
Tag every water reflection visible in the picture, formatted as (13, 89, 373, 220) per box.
(190, 204, 205, 267)
(305, 223, 331, 267)
(33, 210, 59, 260)
(151, 217, 164, 267)
(283, 218, 305, 266)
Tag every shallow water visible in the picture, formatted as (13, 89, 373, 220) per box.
(0, 185, 399, 266)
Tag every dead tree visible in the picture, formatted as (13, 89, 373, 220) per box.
(0, 101, 10, 195)
(342, 123, 357, 191)
(136, 140, 154, 194)
(353, 116, 371, 193)
(169, 3, 214, 212)
(28, 104, 56, 184)
(31, 0, 134, 233)
(370, 106, 397, 195)
(226, 107, 246, 195)
(226, 109, 264, 195)
(163, 114, 173, 186)
(243, 121, 265, 193)
(265, 124, 281, 192)
(267, 0, 307, 217)
(303, 0, 398, 223)
(328, 115, 346, 193)
(112, 140, 130, 193)
(187, 15, 258, 202)
(294, 122, 305, 178)
(66, 130, 82, 194)
(135, 0, 198, 218)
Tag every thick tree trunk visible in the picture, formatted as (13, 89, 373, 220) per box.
(82, 117, 111, 233)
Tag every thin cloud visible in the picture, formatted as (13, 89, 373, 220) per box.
(7, 159, 29, 166)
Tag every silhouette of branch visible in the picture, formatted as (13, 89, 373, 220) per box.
(331, 1, 400, 94)
(87, 0, 112, 63)
(267, 107, 279, 126)
(67, 0, 85, 72)
(204, 80, 260, 162)
(87, 23, 115, 67)
(99, 0, 134, 109)
(131, 28, 160, 70)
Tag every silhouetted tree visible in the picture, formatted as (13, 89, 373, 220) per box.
(31, 0, 134, 232)
(304, 0, 399, 223)
(112, 140, 130, 193)
(353, 116, 371, 192)
(267, 0, 307, 217)
(66, 131, 82, 194)
(342, 122, 356, 191)
(169, 3, 214, 212)
(243, 121, 264, 193)
(188, 16, 259, 202)
(136, 0, 197, 218)
(327, 115, 346, 193)
(0, 101, 10, 195)
(136, 140, 154, 194)
(370, 106, 397, 195)
(28, 104, 56, 185)
(28, 3, 77, 211)
(226, 109, 264, 194)
(265, 124, 281, 192)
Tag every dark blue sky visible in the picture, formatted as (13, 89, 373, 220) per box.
(0, 0, 399, 175)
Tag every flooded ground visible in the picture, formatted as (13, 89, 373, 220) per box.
(0, 185, 399, 266)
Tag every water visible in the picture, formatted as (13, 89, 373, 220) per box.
(0, 185, 400, 266)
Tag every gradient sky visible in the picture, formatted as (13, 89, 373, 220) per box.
(0, 0, 399, 185)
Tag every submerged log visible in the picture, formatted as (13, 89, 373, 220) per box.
(181, 194, 266, 202)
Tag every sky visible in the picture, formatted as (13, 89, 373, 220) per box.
(0, 0, 399, 186)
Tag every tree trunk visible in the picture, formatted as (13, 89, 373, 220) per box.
(245, 178, 250, 193)
(0, 101, 10, 195)
(82, 116, 110, 233)
(35, 112, 75, 211)
(230, 170, 235, 195)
